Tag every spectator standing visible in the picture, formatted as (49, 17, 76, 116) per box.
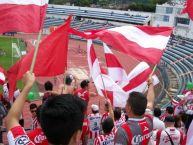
(30, 103, 38, 130)
(87, 104, 102, 145)
(156, 116, 184, 145)
(114, 78, 155, 145)
(27, 105, 48, 145)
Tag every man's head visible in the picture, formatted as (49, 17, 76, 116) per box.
(44, 81, 53, 91)
(126, 92, 147, 117)
(164, 116, 175, 127)
(80, 80, 89, 90)
(91, 104, 99, 114)
(166, 106, 174, 115)
(64, 74, 76, 94)
(154, 107, 162, 118)
(102, 117, 114, 134)
(40, 94, 86, 145)
(114, 107, 122, 121)
(30, 103, 37, 118)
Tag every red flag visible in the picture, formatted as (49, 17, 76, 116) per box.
(7, 16, 72, 99)
(7, 60, 21, 100)
(0, 0, 48, 33)
(181, 0, 193, 20)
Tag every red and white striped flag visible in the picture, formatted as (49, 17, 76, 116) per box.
(103, 43, 128, 83)
(95, 26, 172, 64)
(0, 66, 6, 85)
(0, 0, 48, 33)
(87, 40, 159, 107)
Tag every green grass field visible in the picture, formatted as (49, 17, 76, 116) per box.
(0, 37, 39, 100)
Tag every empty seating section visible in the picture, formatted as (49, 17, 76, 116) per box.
(162, 36, 193, 95)
(46, 6, 148, 24)
(44, 17, 116, 30)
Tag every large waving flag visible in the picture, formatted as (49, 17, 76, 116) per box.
(96, 26, 172, 64)
(0, 66, 6, 85)
(181, 0, 193, 20)
(70, 26, 172, 64)
(87, 40, 159, 107)
(0, 0, 48, 33)
(7, 16, 72, 99)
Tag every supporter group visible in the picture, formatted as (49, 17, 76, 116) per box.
(0, 71, 192, 145)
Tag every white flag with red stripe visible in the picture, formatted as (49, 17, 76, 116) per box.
(0, 66, 6, 85)
(95, 26, 172, 64)
(87, 40, 159, 107)
(103, 43, 128, 83)
(0, 0, 48, 33)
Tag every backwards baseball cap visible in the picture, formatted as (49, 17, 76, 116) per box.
(164, 116, 175, 122)
(91, 104, 99, 111)
(65, 74, 74, 85)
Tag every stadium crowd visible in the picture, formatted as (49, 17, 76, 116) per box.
(0, 71, 193, 145)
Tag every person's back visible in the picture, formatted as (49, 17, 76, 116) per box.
(88, 104, 101, 140)
(153, 108, 165, 130)
(115, 78, 155, 145)
(156, 116, 183, 145)
(156, 128, 183, 145)
(94, 117, 115, 145)
(42, 81, 53, 103)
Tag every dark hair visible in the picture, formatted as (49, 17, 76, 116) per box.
(44, 81, 53, 91)
(40, 94, 86, 145)
(166, 106, 174, 114)
(127, 92, 147, 116)
(102, 117, 114, 134)
(36, 105, 42, 123)
(114, 107, 121, 120)
(92, 110, 99, 114)
(65, 75, 73, 85)
(154, 108, 162, 117)
(30, 103, 37, 110)
(164, 116, 175, 123)
(80, 80, 89, 89)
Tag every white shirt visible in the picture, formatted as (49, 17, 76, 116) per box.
(156, 127, 183, 145)
(153, 117, 165, 130)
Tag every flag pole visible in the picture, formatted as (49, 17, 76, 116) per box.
(100, 73, 108, 99)
(30, 30, 42, 73)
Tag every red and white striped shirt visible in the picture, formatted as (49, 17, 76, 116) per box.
(31, 117, 38, 130)
(94, 131, 116, 145)
(88, 113, 102, 139)
(7, 126, 34, 145)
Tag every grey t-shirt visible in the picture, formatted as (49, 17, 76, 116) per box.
(114, 115, 153, 145)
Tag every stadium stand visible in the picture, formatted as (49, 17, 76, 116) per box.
(46, 6, 149, 25)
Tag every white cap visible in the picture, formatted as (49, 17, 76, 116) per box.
(91, 104, 99, 111)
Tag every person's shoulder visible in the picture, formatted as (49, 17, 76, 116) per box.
(7, 126, 34, 145)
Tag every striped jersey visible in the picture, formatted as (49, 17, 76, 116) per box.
(88, 113, 102, 139)
(114, 115, 153, 145)
(94, 130, 116, 145)
(7, 126, 34, 145)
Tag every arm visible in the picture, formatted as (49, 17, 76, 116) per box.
(146, 77, 155, 111)
(5, 72, 35, 131)
(106, 98, 114, 122)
